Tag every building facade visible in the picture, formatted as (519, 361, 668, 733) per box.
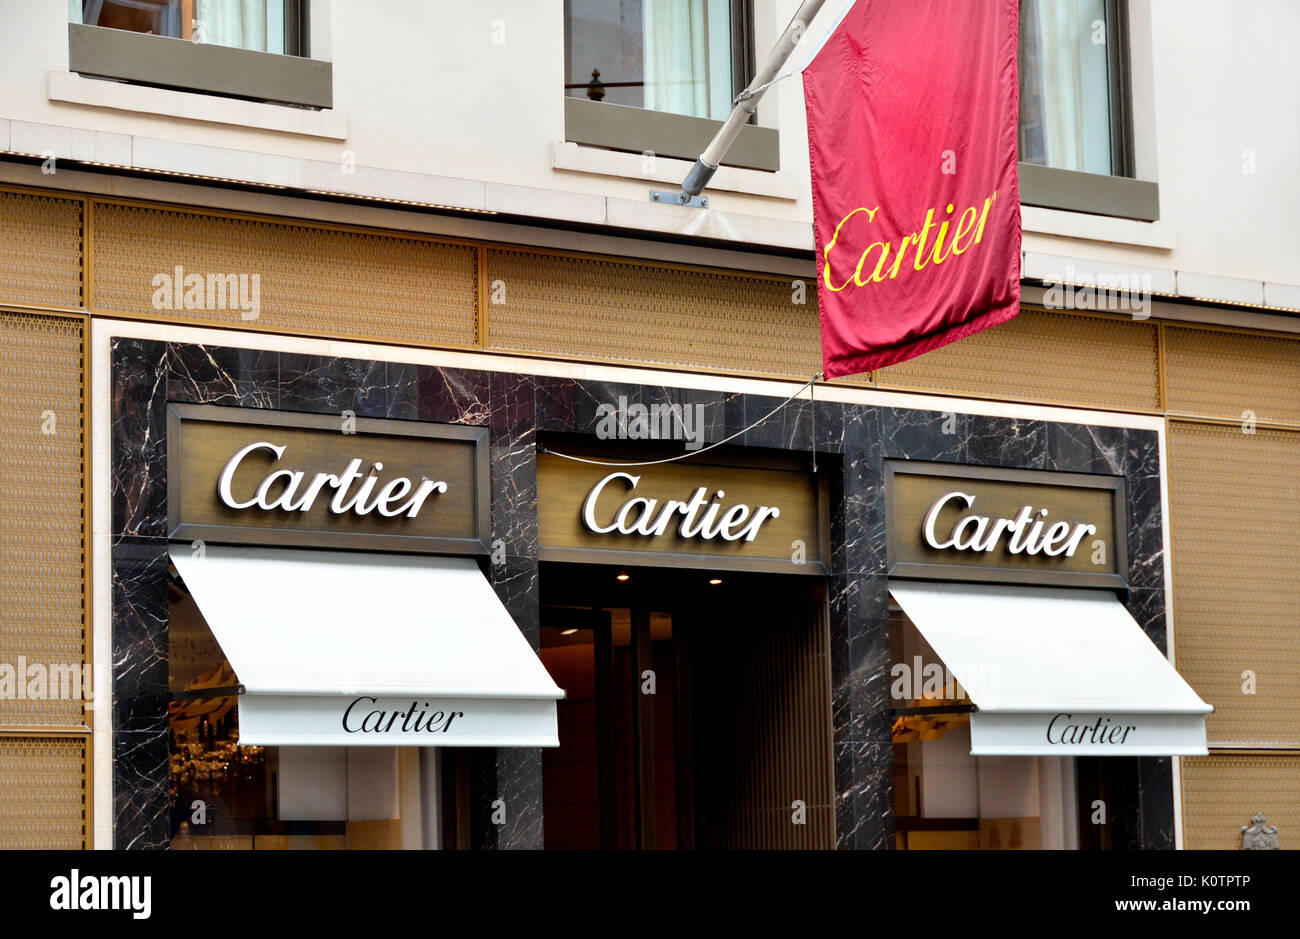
(0, 0, 1296, 850)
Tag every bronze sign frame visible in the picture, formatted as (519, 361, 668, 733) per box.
(166, 403, 490, 555)
(537, 444, 832, 576)
(884, 460, 1128, 591)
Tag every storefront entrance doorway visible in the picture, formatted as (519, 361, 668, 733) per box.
(539, 563, 835, 850)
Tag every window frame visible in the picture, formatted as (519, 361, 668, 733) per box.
(1104, 0, 1136, 179)
(66, 1, 329, 110)
(562, 0, 779, 173)
(1018, 0, 1158, 221)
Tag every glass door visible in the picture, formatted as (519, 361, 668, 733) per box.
(540, 605, 688, 849)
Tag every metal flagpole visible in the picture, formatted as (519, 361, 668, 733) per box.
(679, 0, 830, 198)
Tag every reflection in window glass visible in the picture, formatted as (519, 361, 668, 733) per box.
(565, 0, 738, 121)
(72, 0, 288, 55)
(890, 609, 1081, 850)
(167, 565, 441, 850)
(1018, 0, 1114, 175)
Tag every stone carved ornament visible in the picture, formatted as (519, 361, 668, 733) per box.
(1240, 812, 1280, 850)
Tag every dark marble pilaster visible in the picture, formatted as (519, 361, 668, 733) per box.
(1122, 428, 1162, 479)
(832, 403, 894, 850)
(114, 730, 170, 850)
(486, 550, 542, 848)
(481, 368, 543, 849)
(1137, 757, 1175, 850)
(850, 740, 896, 850)
(492, 556, 539, 648)
(828, 574, 853, 748)
(1125, 469, 1165, 593)
(111, 542, 169, 734)
(842, 406, 886, 575)
(112, 339, 169, 539)
(492, 748, 545, 850)
(1125, 586, 1167, 653)
(834, 742, 856, 849)
(830, 568, 893, 849)
(845, 574, 893, 745)
(489, 372, 538, 559)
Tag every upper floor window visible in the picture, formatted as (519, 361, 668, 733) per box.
(1018, 0, 1132, 177)
(66, 0, 327, 109)
(564, 0, 752, 122)
(70, 0, 304, 56)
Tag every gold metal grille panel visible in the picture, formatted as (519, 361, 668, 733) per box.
(876, 308, 1160, 409)
(1168, 421, 1300, 746)
(0, 190, 83, 308)
(0, 312, 86, 726)
(484, 249, 833, 379)
(91, 202, 478, 347)
(694, 600, 835, 848)
(1181, 754, 1299, 850)
(0, 736, 86, 849)
(1165, 326, 1300, 423)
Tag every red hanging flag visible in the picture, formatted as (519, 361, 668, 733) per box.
(804, 0, 1021, 379)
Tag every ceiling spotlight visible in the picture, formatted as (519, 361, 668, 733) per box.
(560, 628, 578, 636)
(708, 577, 723, 585)
(616, 572, 630, 582)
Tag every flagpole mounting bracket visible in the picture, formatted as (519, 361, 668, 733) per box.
(650, 189, 708, 209)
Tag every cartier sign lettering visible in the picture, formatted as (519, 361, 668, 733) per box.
(581, 471, 780, 542)
(342, 697, 463, 735)
(217, 441, 448, 518)
(922, 491, 1097, 558)
(1046, 713, 1136, 746)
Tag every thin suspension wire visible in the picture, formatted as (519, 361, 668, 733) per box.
(734, 69, 795, 103)
(538, 374, 823, 468)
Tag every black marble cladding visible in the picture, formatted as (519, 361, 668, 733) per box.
(112, 339, 1172, 850)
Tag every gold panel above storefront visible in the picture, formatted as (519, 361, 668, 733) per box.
(482, 246, 854, 383)
(90, 199, 480, 348)
(877, 307, 1161, 412)
(1165, 325, 1300, 424)
(0, 189, 84, 309)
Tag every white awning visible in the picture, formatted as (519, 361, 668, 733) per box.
(889, 582, 1211, 756)
(170, 545, 563, 747)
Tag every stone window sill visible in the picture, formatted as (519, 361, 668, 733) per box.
(552, 141, 798, 201)
(47, 71, 347, 141)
